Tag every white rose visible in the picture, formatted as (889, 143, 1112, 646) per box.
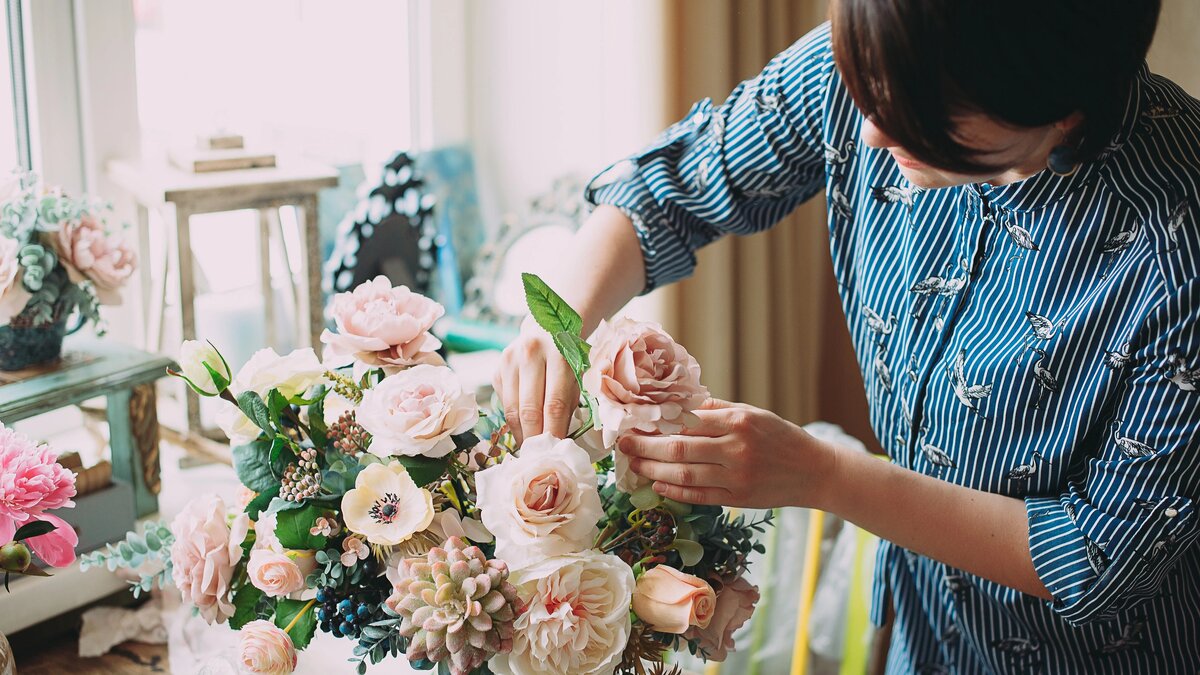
(216, 402, 263, 446)
(216, 348, 325, 445)
(174, 340, 232, 396)
(489, 551, 635, 675)
(356, 364, 477, 459)
(476, 434, 602, 570)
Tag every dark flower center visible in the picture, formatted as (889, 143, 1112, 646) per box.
(369, 493, 402, 524)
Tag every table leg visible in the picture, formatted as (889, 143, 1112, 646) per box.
(298, 195, 324, 349)
(106, 384, 160, 517)
(258, 208, 278, 349)
(174, 203, 200, 433)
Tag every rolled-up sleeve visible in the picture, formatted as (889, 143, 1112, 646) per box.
(585, 22, 836, 293)
(1026, 275, 1200, 626)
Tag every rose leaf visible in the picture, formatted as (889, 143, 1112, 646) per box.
(522, 273, 583, 337)
(274, 598, 318, 650)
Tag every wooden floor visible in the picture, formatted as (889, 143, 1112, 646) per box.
(17, 640, 168, 674)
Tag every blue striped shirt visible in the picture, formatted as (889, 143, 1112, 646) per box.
(586, 22, 1200, 674)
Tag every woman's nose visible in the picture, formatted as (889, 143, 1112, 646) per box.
(860, 117, 895, 149)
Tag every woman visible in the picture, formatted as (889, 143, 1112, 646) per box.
(496, 1, 1199, 672)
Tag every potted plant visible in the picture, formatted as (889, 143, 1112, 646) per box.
(0, 171, 136, 371)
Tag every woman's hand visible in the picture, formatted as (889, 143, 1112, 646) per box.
(494, 316, 581, 444)
(617, 398, 840, 509)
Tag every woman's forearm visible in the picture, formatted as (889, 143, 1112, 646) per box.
(544, 205, 646, 332)
(818, 446, 1051, 600)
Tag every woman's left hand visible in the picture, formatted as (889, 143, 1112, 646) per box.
(617, 398, 839, 509)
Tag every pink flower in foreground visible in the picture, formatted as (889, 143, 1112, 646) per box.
(24, 512, 77, 568)
(683, 575, 761, 662)
(247, 548, 315, 598)
(239, 620, 297, 675)
(0, 424, 77, 543)
(582, 317, 709, 448)
(321, 275, 445, 372)
(54, 214, 136, 305)
(169, 494, 250, 624)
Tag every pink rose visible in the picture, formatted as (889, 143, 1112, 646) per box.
(53, 214, 136, 305)
(247, 548, 315, 598)
(632, 565, 716, 634)
(0, 235, 31, 324)
(321, 276, 445, 373)
(24, 512, 78, 568)
(169, 495, 250, 624)
(356, 364, 478, 459)
(684, 575, 760, 661)
(239, 620, 297, 675)
(0, 424, 77, 543)
(583, 317, 709, 448)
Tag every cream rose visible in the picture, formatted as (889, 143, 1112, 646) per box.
(247, 548, 316, 598)
(54, 214, 136, 305)
(582, 317, 709, 448)
(321, 275, 445, 373)
(631, 565, 716, 634)
(475, 434, 602, 570)
(0, 235, 30, 325)
(684, 575, 760, 661)
(173, 340, 232, 396)
(356, 364, 477, 458)
(216, 348, 325, 446)
(341, 462, 434, 546)
(169, 494, 250, 624)
(238, 620, 297, 675)
(489, 551, 635, 675)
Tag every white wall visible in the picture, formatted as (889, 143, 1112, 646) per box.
(1148, 0, 1200, 97)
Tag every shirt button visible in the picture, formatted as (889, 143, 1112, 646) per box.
(691, 111, 707, 126)
(1165, 507, 1179, 519)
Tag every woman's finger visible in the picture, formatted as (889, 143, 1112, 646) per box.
(516, 356, 547, 444)
(651, 481, 730, 506)
(543, 355, 579, 438)
(627, 457, 726, 488)
(617, 434, 726, 464)
(498, 362, 523, 444)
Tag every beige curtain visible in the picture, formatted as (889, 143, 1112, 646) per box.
(661, 0, 879, 450)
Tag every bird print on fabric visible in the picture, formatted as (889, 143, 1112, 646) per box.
(1027, 348, 1061, 410)
(874, 346, 894, 394)
(823, 139, 856, 166)
(1018, 312, 1064, 360)
(862, 305, 897, 338)
(1111, 419, 1157, 458)
(1161, 353, 1198, 391)
(1086, 537, 1111, 576)
(831, 184, 854, 220)
(753, 88, 783, 114)
(998, 213, 1040, 251)
(947, 349, 992, 418)
(1093, 615, 1148, 657)
(1099, 220, 1143, 278)
(1104, 343, 1135, 370)
(871, 184, 922, 210)
(921, 438, 956, 470)
(991, 637, 1042, 671)
(1165, 199, 1188, 252)
(944, 572, 971, 603)
(1006, 451, 1050, 490)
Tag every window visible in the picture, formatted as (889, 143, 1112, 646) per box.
(1, 0, 28, 171)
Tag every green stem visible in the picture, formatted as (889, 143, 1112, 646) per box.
(283, 599, 316, 634)
(567, 417, 594, 441)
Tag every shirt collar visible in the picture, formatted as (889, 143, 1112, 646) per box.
(972, 64, 1148, 214)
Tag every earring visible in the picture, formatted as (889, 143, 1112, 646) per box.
(1047, 144, 1079, 177)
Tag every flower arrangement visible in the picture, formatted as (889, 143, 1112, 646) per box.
(89, 274, 771, 674)
(0, 170, 135, 368)
(0, 424, 80, 588)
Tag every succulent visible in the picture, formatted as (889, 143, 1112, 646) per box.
(389, 536, 519, 675)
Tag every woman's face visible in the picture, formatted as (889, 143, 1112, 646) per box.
(860, 115, 1065, 189)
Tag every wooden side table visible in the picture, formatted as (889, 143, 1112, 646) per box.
(106, 157, 339, 434)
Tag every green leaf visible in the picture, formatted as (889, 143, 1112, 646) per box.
(202, 360, 231, 394)
(232, 440, 281, 492)
(274, 504, 329, 550)
(230, 585, 265, 630)
(308, 386, 328, 446)
(522, 273, 582, 338)
(267, 390, 289, 431)
(237, 391, 273, 434)
(12, 520, 55, 541)
(395, 455, 451, 488)
(274, 599, 318, 650)
(244, 485, 281, 519)
(553, 331, 590, 389)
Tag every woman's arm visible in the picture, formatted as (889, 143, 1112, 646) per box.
(618, 398, 1051, 599)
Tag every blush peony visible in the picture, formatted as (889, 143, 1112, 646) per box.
(0, 424, 77, 543)
(356, 364, 477, 459)
(169, 494, 250, 624)
(684, 575, 760, 662)
(53, 214, 136, 305)
(0, 235, 30, 325)
(239, 620, 297, 674)
(582, 317, 709, 448)
(321, 275, 445, 373)
(475, 434, 602, 570)
(631, 565, 716, 634)
(489, 550, 635, 675)
(24, 512, 78, 568)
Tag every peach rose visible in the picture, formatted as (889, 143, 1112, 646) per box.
(239, 620, 297, 674)
(631, 565, 716, 634)
(582, 317, 709, 448)
(169, 495, 250, 624)
(54, 214, 136, 305)
(0, 235, 30, 324)
(321, 275, 445, 373)
(247, 548, 316, 598)
(684, 575, 760, 661)
(356, 364, 478, 458)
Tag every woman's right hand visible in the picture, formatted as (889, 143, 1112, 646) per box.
(493, 315, 581, 444)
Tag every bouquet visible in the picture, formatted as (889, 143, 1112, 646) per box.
(89, 274, 772, 675)
(0, 423, 80, 588)
(0, 170, 136, 331)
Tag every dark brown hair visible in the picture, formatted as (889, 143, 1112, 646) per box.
(831, 0, 1162, 174)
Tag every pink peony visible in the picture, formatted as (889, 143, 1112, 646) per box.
(239, 620, 297, 674)
(24, 512, 78, 568)
(53, 214, 136, 305)
(247, 548, 315, 598)
(582, 317, 710, 448)
(683, 575, 760, 661)
(356, 364, 478, 459)
(169, 494, 250, 624)
(320, 275, 445, 372)
(0, 235, 31, 324)
(0, 424, 77, 543)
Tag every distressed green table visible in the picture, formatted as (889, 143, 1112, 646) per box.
(0, 338, 174, 517)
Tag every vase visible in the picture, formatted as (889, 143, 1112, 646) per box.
(0, 314, 81, 371)
(0, 630, 12, 675)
